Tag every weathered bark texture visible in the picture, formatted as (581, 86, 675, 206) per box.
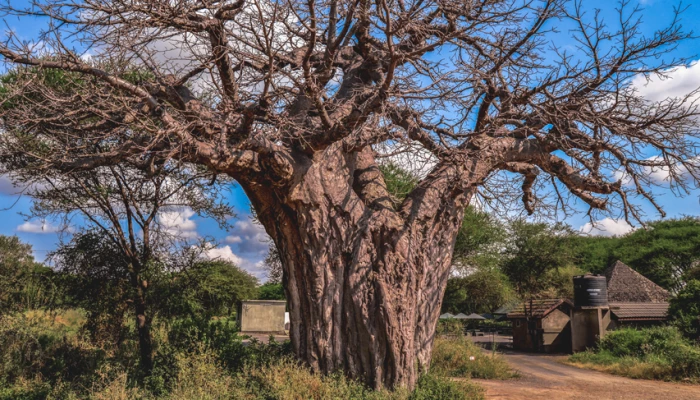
(242, 145, 481, 389)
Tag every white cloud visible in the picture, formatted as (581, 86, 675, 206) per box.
(204, 245, 243, 265)
(158, 207, 198, 239)
(632, 60, 700, 103)
(224, 219, 270, 255)
(16, 220, 62, 234)
(579, 218, 635, 237)
(203, 245, 267, 280)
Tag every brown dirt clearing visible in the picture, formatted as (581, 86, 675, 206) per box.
(474, 351, 700, 399)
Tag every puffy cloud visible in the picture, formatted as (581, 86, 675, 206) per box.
(579, 218, 635, 237)
(632, 60, 700, 103)
(158, 207, 198, 239)
(203, 245, 267, 279)
(16, 220, 62, 234)
(224, 219, 270, 256)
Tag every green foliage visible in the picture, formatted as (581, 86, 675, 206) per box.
(453, 208, 505, 270)
(0, 309, 487, 399)
(380, 162, 419, 208)
(409, 374, 484, 400)
(256, 282, 286, 300)
(0, 310, 105, 393)
(669, 280, 700, 342)
(569, 326, 700, 381)
(501, 220, 577, 298)
(51, 231, 134, 343)
(436, 320, 464, 336)
(574, 217, 700, 290)
(157, 260, 259, 321)
(442, 269, 516, 314)
(430, 337, 517, 380)
(0, 236, 57, 314)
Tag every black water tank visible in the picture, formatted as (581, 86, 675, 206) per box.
(573, 275, 608, 307)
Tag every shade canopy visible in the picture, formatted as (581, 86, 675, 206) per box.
(464, 313, 486, 320)
(453, 313, 469, 319)
(439, 313, 455, 319)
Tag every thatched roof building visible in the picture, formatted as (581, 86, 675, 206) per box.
(604, 260, 670, 303)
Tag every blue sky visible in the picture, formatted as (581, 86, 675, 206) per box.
(1, 0, 699, 280)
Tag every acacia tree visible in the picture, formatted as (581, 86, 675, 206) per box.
(0, 0, 699, 389)
(4, 156, 230, 373)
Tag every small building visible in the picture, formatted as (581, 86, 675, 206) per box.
(239, 300, 286, 334)
(507, 299, 574, 353)
(604, 260, 670, 329)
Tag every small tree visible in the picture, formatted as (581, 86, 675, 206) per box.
(20, 163, 231, 374)
(501, 220, 577, 298)
(157, 259, 259, 321)
(442, 269, 516, 314)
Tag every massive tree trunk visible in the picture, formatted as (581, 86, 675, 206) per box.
(241, 145, 481, 389)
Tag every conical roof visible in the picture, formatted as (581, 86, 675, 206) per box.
(604, 260, 670, 303)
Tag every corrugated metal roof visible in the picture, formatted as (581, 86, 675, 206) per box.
(609, 302, 669, 320)
(507, 299, 573, 319)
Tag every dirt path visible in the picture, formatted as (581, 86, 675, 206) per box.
(474, 351, 700, 399)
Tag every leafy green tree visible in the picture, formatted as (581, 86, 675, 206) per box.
(441, 269, 515, 314)
(452, 208, 505, 271)
(668, 280, 700, 342)
(157, 259, 259, 320)
(257, 283, 286, 301)
(611, 218, 700, 291)
(0, 235, 55, 313)
(52, 231, 135, 345)
(573, 217, 700, 291)
(501, 220, 577, 298)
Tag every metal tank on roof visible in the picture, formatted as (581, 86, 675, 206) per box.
(573, 274, 608, 308)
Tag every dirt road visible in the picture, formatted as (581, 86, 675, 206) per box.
(475, 351, 700, 399)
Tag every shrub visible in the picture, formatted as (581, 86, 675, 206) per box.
(568, 326, 700, 381)
(0, 310, 105, 388)
(430, 337, 517, 379)
(436, 320, 464, 336)
(669, 280, 700, 342)
(410, 374, 483, 400)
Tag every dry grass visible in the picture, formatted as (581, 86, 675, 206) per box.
(431, 337, 518, 380)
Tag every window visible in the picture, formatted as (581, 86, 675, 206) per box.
(515, 320, 521, 327)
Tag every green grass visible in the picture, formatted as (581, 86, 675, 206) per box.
(430, 336, 518, 380)
(567, 326, 700, 382)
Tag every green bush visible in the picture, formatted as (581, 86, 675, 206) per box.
(436, 320, 464, 336)
(430, 337, 517, 379)
(569, 326, 700, 381)
(669, 280, 700, 342)
(410, 374, 484, 400)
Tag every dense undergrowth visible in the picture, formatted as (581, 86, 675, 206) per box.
(0, 309, 504, 399)
(567, 326, 700, 382)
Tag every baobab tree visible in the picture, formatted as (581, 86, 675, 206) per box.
(0, 0, 699, 389)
